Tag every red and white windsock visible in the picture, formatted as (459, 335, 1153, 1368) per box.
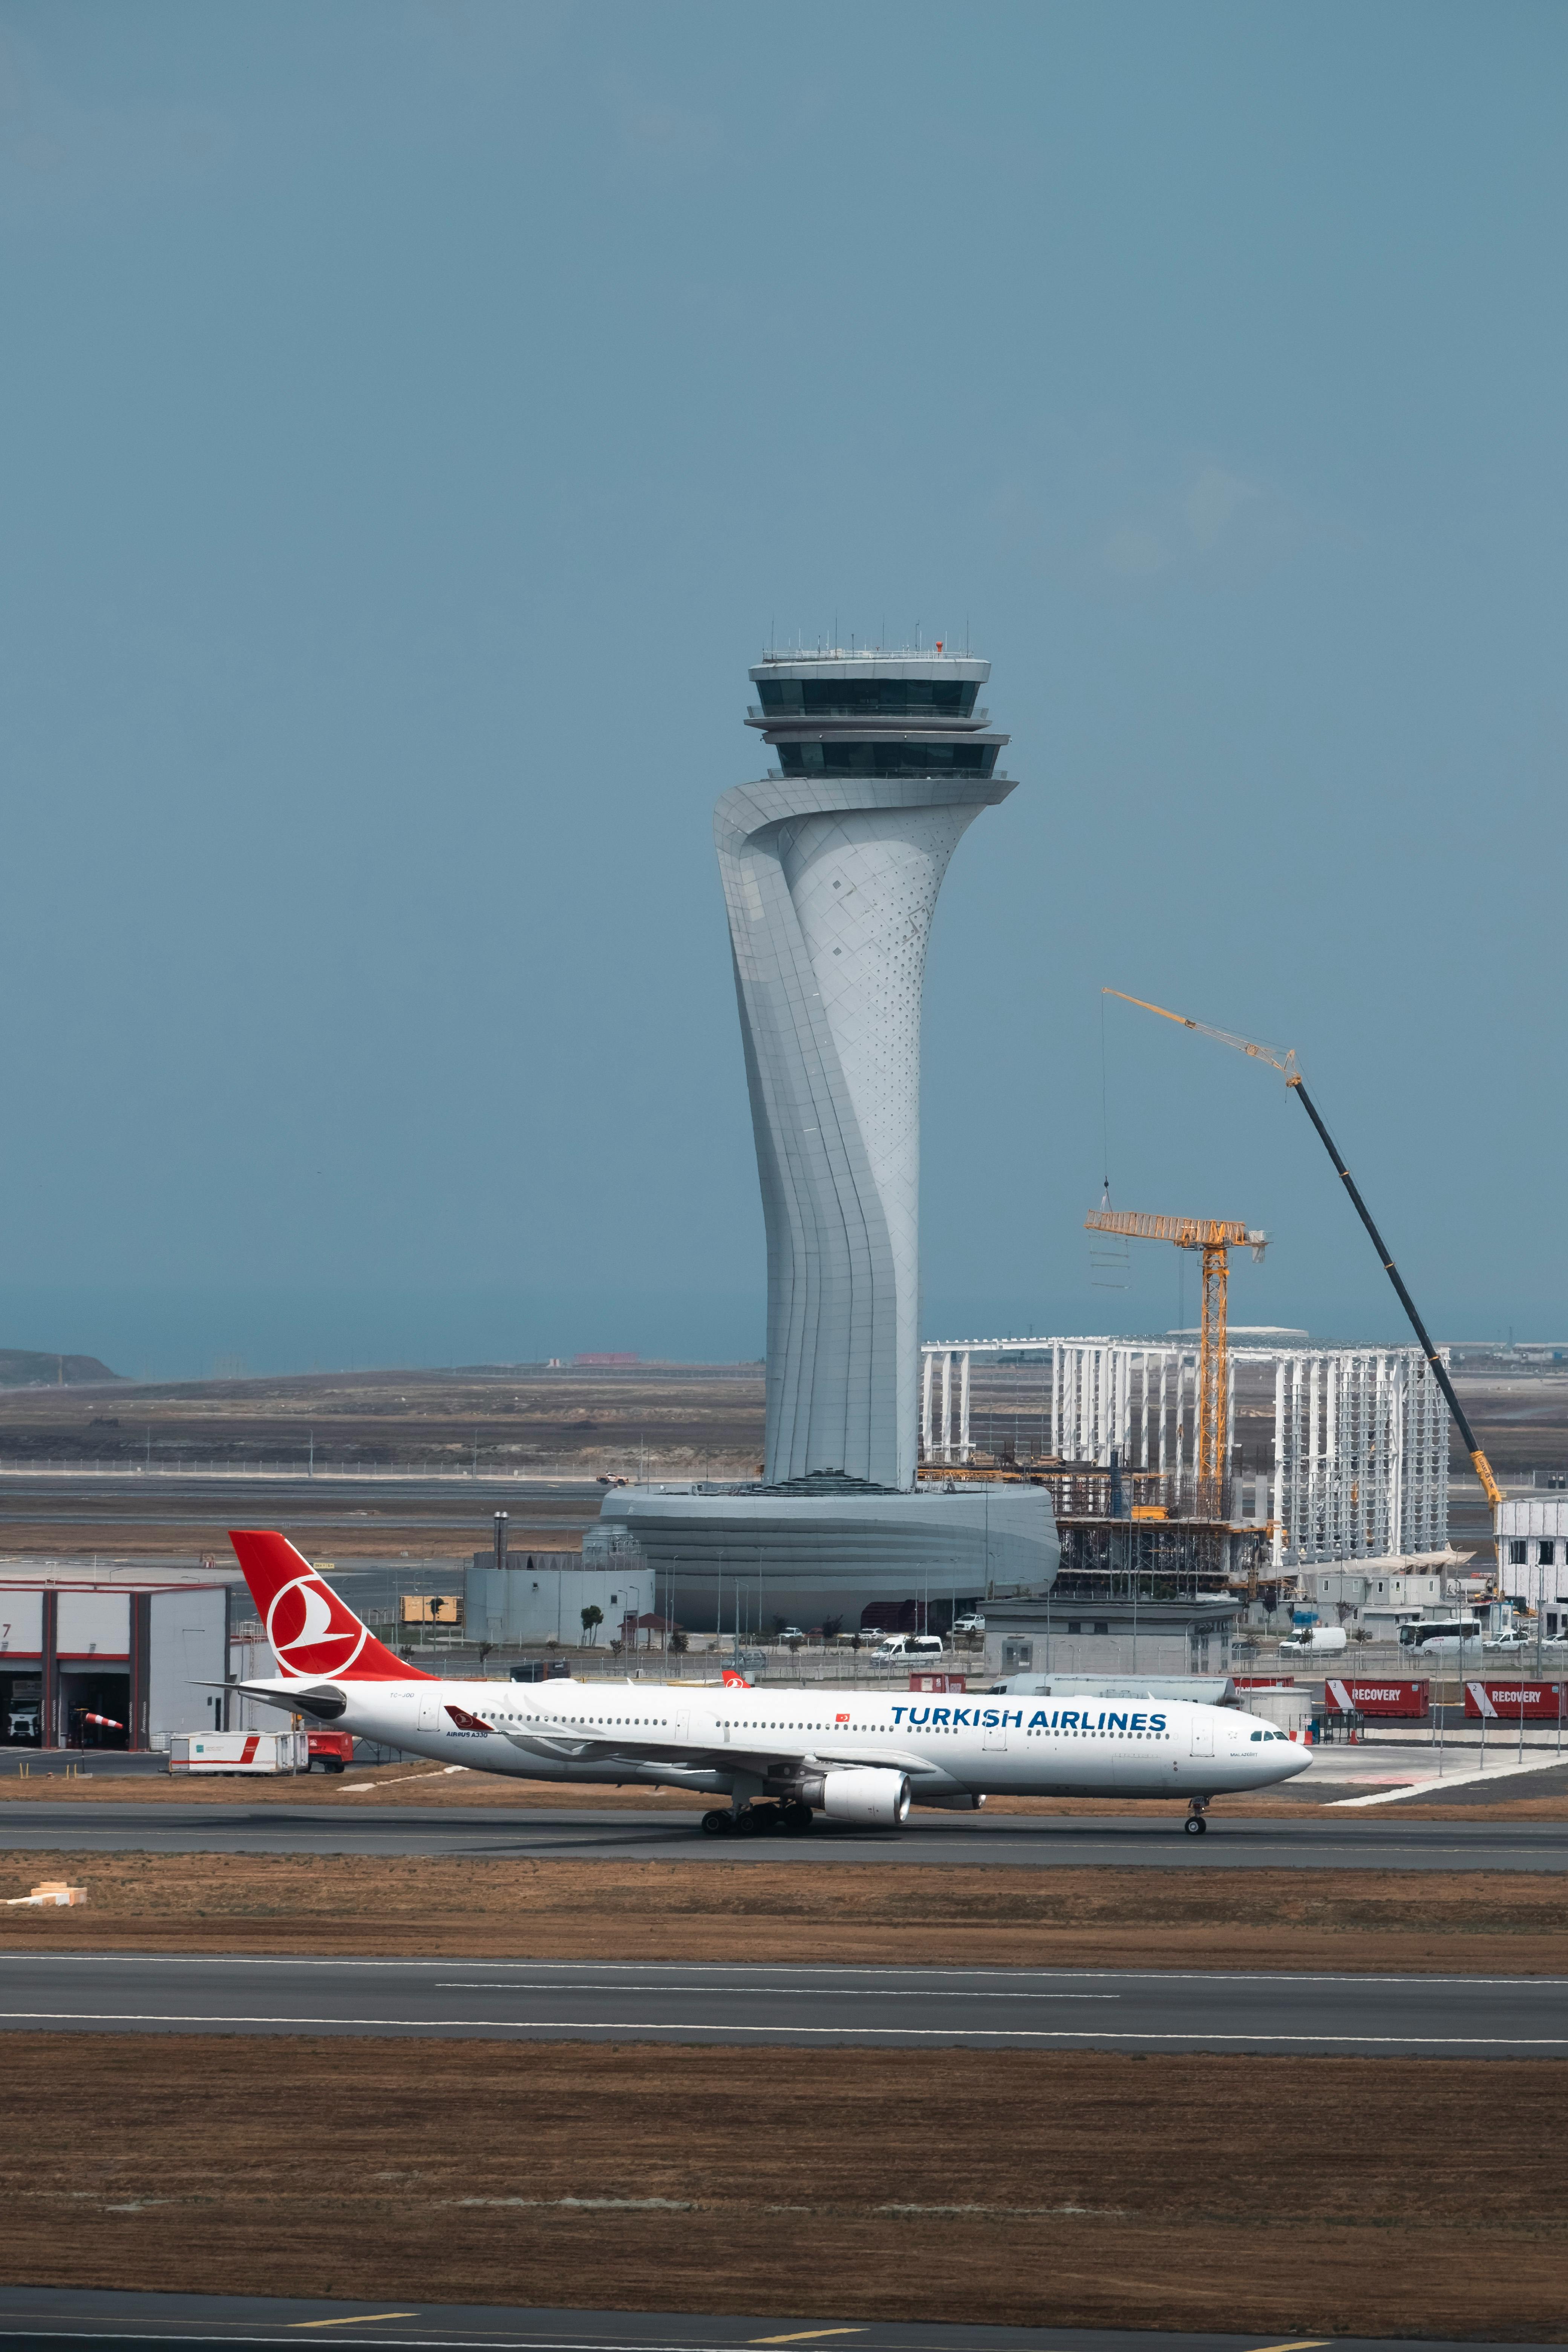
(228, 1530, 433, 1682)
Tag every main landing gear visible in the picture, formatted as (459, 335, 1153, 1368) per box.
(1184, 1798, 1210, 1836)
(701, 1801, 814, 1838)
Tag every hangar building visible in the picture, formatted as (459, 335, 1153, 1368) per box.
(0, 1577, 230, 1752)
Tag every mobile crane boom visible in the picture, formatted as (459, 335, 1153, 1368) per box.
(1103, 988, 1504, 1514)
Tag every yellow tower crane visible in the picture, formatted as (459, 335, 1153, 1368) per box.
(1084, 1209, 1268, 1516)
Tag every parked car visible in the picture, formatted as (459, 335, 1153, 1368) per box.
(951, 1613, 986, 1635)
(776, 1626, 807, 1646)
(1483, 1628, 1536, 1652)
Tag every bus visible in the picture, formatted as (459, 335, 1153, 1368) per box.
(1398, 1617, 1483, 1655)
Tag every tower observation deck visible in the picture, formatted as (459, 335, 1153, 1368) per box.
(717, 649, 1017, 1492)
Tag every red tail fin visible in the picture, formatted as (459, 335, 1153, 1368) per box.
(228, 1530, 433, 1682)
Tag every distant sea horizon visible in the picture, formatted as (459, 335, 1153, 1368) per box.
(0, 1283, 1521, 1386)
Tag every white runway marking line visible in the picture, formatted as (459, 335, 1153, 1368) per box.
(14, 1955, 1567, 1988)
(0, 2011, 1563, 2045)
(431, 1984, 1121, 2000)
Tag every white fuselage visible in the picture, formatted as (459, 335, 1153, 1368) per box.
(242, 1676, 1311, 1805)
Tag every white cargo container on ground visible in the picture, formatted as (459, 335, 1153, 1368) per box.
(168, 1730, 308, 1775)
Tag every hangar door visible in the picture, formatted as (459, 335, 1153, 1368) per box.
(57, 1592, 132, 1749)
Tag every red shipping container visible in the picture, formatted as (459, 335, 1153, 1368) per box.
(1324, 1676, 1430, 1719)
(1463, 1680, 1567, 1721)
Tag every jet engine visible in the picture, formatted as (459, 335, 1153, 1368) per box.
(820, 1769, 911, 1827)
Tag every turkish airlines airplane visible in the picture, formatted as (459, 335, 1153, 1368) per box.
(228, 1529, 1311, 1835)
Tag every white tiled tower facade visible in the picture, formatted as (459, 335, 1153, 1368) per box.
(717, 652, 1016, 1491)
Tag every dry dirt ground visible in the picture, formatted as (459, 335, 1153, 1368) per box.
(0, 1355, 1560, 1559)
(3, 2035, 1564, 2340)
(4, 1849, 1568, 1973)
(0, 1364, 766, 1479)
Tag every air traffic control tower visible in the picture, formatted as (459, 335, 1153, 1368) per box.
(591, 648, 1058, 1635)
(720, 652, 1012, 1491)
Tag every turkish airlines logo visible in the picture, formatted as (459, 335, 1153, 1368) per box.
(265, 1573, 369, 1680)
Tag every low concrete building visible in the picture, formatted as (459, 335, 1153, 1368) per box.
(982, 1588, 1243, 1680)
(466, 1551, 665, 1651)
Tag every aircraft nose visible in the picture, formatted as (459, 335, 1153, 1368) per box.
(1280, 1741, 1312, 1778)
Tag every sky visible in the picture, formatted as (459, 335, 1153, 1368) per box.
(1, 0, 1564, 1378)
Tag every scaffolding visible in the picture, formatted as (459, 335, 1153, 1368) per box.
(919, 1335, 1450, 1566)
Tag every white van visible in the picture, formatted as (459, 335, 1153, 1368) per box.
(1277, 1623, 1349, 1657)
(872, 1633, 945, 1661)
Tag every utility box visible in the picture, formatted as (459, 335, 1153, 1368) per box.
(401, 1595, 464, 1626)
(168, 1731, 308, 1775)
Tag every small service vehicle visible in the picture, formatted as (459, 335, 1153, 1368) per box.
(873, 1632, 945, 1660)
(951, 1612, 986, 1635)
(307, 1729, 355, 1772)
(7, 1704, 40, 1743)
(1278, 1624, 1349, 1657)
(1484, 1628, 1535, 1652)
(776, 1626, 807, 1645)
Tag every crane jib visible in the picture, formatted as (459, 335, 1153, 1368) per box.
(1104, 982, 1503, 1517)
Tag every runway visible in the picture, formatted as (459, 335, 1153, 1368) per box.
(0, 2289, 1551, 2352)
(1, 1800, 1564, 1868)
(0, 1951, 1562, 2054)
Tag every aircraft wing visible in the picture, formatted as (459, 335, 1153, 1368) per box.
(503, 1727, 948, 1781)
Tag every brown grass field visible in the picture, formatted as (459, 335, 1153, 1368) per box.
(5, 2035, 1565, 2340)
(4, 1849, 1568, 1974)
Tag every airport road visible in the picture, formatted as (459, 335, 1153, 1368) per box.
(0, 2292, 1554, 2352)
(0, 1801, 1564, 1869)
(0, 1952, 1562, 2054)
